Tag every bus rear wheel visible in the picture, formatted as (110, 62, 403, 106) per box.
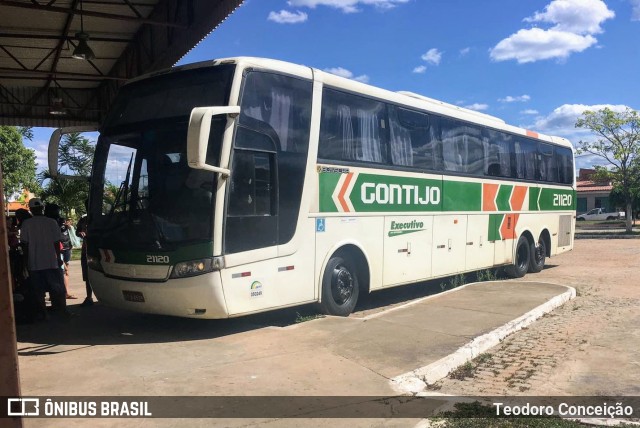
(506, 235, 530, 278)
(528, 239, 546, 273)
(319, 256, 360, 316)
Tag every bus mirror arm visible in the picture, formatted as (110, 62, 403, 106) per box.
(197, 164, 231, 177)
(187, 106, 241, 178)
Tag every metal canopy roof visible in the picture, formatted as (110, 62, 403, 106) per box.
(0, 0, 244, 127)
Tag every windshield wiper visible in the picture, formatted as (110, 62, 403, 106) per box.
(109, 153, 134, 216)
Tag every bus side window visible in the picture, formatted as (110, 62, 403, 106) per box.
(319, 88, 388, 165)
(442, 119, 483, 175)
(484, 129, 513, 178)
(538, 143, 557, 182)
(514, 139, 537, 180)
(441, 119, 463, 172)
(556, 146, 574, 184)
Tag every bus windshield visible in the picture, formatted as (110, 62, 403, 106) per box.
(90, 65, 234, 250)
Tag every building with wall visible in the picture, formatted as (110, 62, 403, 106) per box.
(576, 168, 614, 214)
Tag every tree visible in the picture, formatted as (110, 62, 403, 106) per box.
(40, 133, 95, 217)
(576, 107, 640, 232)
(609, 183, 640, 221)
(0, 126, 38, 212)
(58, 132, 94, 176)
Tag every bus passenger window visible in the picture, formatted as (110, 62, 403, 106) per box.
(319, 88, 388, 164)
(538, 143, 558, 182)
(442, 120, 483, 175)
(388, 107, 434, 169)
(484, 130, 513, 178)
(515, 139, 537, 180)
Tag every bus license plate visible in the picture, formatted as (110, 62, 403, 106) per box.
(122, 290, 145, 303)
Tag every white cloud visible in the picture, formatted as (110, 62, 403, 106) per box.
(490, 0, 614, 63)
(521, 109, 539, 115)
(631, 0, 640, 20)
(412, 65, 427, 74)
(490, 28, 596, 63)
(459, 47, 470, 56)
(526, 103, 633, 170)
(465, 103, 489, 111)
(268, 10, 308, 24)
(530, 103, 630, 138)
(287, 0, 409, 13)
(28, 141, 48, 172)
(421, 48, 442, 65)
(524, 0, 614, 34)
(499, 94, 531, 103)
(324, 67, 369, 82)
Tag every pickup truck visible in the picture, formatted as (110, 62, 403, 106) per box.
(576, 208, 626, 221)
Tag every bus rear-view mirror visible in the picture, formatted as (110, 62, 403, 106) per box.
(186, 105, 240, 177)
(48, 126, 99, 179)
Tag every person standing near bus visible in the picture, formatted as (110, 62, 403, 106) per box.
(20, 198, 69, 319)
(76, 213, 94, 306)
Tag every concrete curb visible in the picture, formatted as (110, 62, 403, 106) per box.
(575, 234, 640, 239)
(390, 283, 576, 394)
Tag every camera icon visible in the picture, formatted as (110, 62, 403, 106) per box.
(7, 398, 40, 416)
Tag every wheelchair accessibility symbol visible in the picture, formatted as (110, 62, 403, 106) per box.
(316, 218, 326, 233)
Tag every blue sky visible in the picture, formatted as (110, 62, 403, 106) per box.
(29, 0, 640, 174)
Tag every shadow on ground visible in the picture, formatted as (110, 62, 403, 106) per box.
(16, 268, 510, 350)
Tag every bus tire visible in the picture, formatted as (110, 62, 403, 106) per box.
(319, 256, 360, 316)
(528, 238, 546, 273)
(506, 235, 530, 278)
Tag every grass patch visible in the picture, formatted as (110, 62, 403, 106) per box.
(294, 312, 324, 324)
(441, 274, 467, 291)
(449, 361, 476, 380)
(434, 401, 618, 428)
(449, 353, 494, 381)
(476, 269, 498, 282)
(475, 353, 493, 364)
(71, 248, 82, 261)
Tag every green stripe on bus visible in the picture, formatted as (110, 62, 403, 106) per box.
(442, 181, 482, 212)
(90, 241, 214, 265)
(351, 173, 442, 212)
(318, 170, 575, 213)
(538, 188, 576, 211)
(529, 187, 541, 211)
(495, 184, 513, 211)
(318, 172, 341, 212)
(488, 214, 504, 241)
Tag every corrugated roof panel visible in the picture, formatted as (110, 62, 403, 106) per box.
(0, 0, 245, 127)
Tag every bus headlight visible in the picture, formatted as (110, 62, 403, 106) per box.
(170, 258, 215, 278)
(87, 255, 104, 272)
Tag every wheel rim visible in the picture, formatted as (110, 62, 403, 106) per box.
(331, 264, 354, 305)
(534, 242, 545, 266)
(517, 242, 528, 271)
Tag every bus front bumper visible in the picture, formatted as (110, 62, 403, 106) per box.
(88, 269, 229, 319)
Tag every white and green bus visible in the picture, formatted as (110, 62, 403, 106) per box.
(50, 57, 575, 318)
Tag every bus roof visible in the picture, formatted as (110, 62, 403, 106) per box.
(127, 56, 574, 150)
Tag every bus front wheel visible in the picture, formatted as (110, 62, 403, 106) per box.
(319, 256, 360, 316)
(506, 236, 530, 278)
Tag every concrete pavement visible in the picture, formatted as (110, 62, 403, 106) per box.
(14, 261, 573, 425)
